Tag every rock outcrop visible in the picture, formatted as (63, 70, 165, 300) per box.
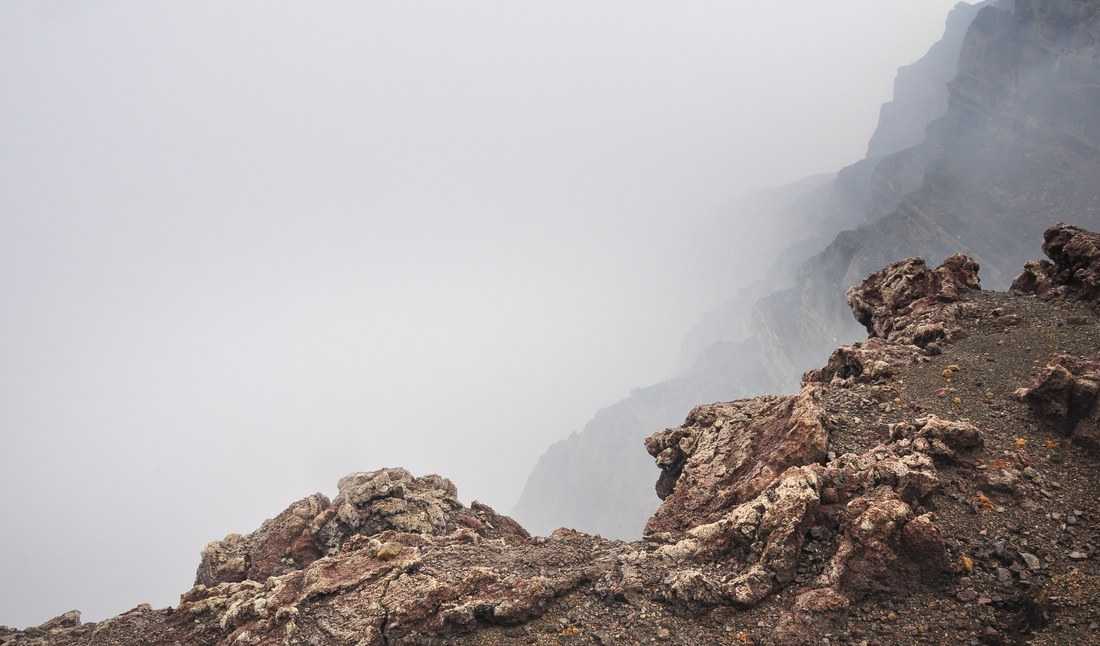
(846, 254, 981, 347)
(9, 227, 1100, 644)
(511, 1, 983, 541)
(643, 387, 828, 535)
(1012, 223, 1100, 302)
(1020, 353, 1100, 452)
(515, 0, 1100, 542)
(194, 469, 529, 589)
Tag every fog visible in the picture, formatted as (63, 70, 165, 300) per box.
(0, 0, 962, 628)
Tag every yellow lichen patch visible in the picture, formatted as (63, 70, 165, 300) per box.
(941, 369, 954, 380)
(736, 631, 753, 643)
(974, 494, 993, 514)
(960, 553, 974, 574)
(560, 626, 581, 636)
(374, 541, 403, 560)
(947, 364, 961, 372)
(894, 397, 903, 405)
(953, 396, 962, 405)
(1014, 438, 1029, 448)
(1044, 439, 1060, 449)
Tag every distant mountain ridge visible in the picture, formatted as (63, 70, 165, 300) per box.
(513, 0, 1100, 539)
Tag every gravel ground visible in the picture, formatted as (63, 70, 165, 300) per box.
(453, 289, 1100, 646)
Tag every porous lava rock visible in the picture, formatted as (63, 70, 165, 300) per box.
(9, 229, 1100, 645)
(195, 493, 329, 587)
(846, 254, 980, 347)
(804, 337, 923, 385)
(195, 468, 529, 588)
(643, 386, 828, 535)
(1012, 223, 1100, 302)
(1020, 353, 1100, 451)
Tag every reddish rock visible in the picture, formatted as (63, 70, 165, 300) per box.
(804, 337, 923, 385)
(1011, 223, 1100, 301)
(889, 415, 985, 464)
(643, 386, 828, 535)
(846, 254, 981, 347)
(19, 229, 1100, 645)
(1021, 353, 1100, 451)
(196, 468, 530, 589)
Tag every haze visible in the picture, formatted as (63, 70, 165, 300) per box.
(1, 0, 962, 628)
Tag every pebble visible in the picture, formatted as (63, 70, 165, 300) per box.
(1068, 550, 1089, 560)
(1021, 552, 1042, 570)
(656, 627, 670, 640)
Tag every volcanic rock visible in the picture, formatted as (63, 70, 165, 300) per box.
(1011, 223, 1100, 302)
(7, 228, 1100, 645)
(643, 386, 828, 534)
(1020, 353, 1100, 452)
(846, 254, 981, 347)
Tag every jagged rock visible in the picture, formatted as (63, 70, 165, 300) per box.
(1011, 223, 1100, 301)
(804, 337, 923, 385)
(846, 254, 981, 347)
(889, 415, 985, 464)
(643, 386, 827, 535)
(178, 527, 617, 646)
(195, 469, 529, 589)
(646, 466, 821, 608)
(776, 501, 949, 644)
(1020, 353, 1100, 451)
(516, 0, 1100, 546)
(18, 225, 1100, 644)
(196, 493, 329, 587)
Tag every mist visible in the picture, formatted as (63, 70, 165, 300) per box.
(0, 0, 962, 628)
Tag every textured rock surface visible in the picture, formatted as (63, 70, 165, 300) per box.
(196, 468, 529, 589)
(643, 387, 827, 535)
(1012, 223, 1100, 301)
(5, 232, 1100, 644)
(1021, 353, 1100, 452)
(513, 0, 1100, 542)
(846, 254, 981, 347)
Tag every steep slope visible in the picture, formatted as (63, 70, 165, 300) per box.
(754, 0, 1100, 398)
(513, 0, 992, 539)
(8, 225, 1100, 645)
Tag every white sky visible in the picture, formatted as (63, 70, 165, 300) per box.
(0, 0, 964, 628)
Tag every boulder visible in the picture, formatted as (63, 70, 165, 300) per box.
(846, 254, 981, 347)
(1011, 223, 1100, 301)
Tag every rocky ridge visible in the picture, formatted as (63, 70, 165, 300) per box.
(5, 223, 1099, 645)
(513, 0, 1067, 541)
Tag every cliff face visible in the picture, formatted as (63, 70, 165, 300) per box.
(513, 0, 1001, 539)
(755, 0, 1100, 398)
(8, 224, 1100, 645)
(865, 1, 987, 159)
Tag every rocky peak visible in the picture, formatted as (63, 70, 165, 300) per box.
(195, 467, 528, 588)
(846, 253, 981, 347)
(1011, 223, 1100, 301)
